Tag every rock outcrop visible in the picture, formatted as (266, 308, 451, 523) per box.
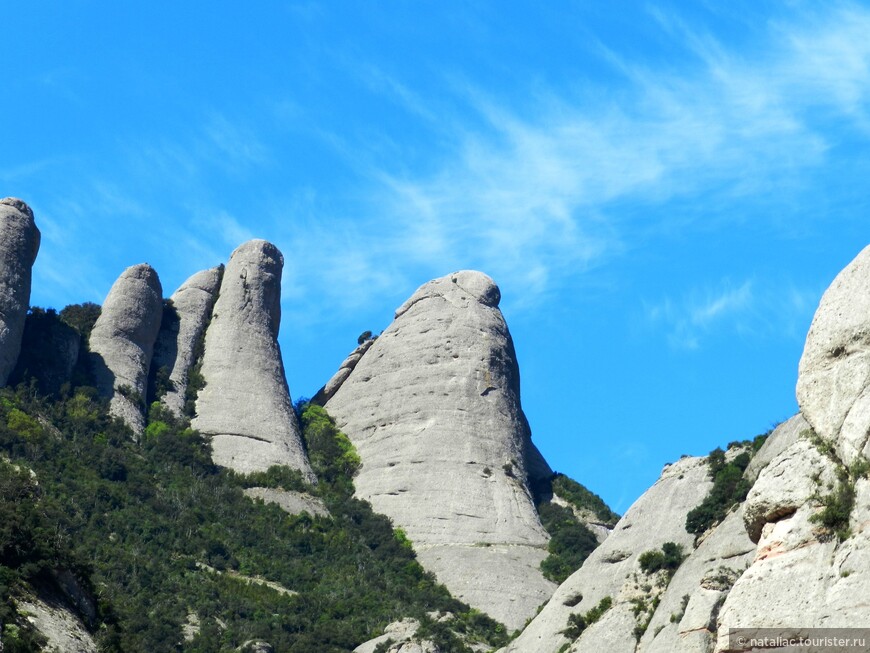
(0, 198, 41, 387)
(152, 265, 223, 417)
(243, 487, 329, 518)
(191, 240, 315, 480)
(711, 247, 870, 650)
(88, 264, 163, 433)
(504, 455, 712, 653)
(324, 271, 554, 631)
(797, 244, 870, 467)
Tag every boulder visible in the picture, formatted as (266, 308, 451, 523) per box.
(503, 456, 712, 653)
(88, 264, 163, 433)
(152, 266, 223, 417)
(0, 198, 41, 386)
(192, 240, 315, 480)
(797, 244, 870, 467)
(325, 271, 554, 630)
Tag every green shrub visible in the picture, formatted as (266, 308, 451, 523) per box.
(685, 447, 753, 535)
(561, 596, 612, 639)
(551, 474, 619, 525)
(638, 542, 685, 575)
(538, 503, 599, 583)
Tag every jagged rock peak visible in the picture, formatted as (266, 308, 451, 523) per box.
(88, 263, 163, 434)
(152, 265, 223, 417)
(192, 240, 315, 481)
(797, 244, 870, 467)
(325, 270, 553, 631)
(0, 198, 41, 386)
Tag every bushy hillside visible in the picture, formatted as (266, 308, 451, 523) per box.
(0, 308, 512, 652)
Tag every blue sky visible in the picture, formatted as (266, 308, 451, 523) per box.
(4, 1, 869, 512)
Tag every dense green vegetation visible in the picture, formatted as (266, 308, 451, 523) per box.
(537, 503, 599, 584)
(550, 474, 619, 526)
(0, 310, 510, 652)
(685, 446, 754, 535)
(534, 472, 618, 584)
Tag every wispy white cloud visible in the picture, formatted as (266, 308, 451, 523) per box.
(316, 2, 870, 312)
(644, 278, 824, 350)
(646, 280, 755, 349)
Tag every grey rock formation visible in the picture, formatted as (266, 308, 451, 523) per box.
(797, 244, 870, 467)
(18, 594, 97, 653)
(744, 413, 807, 483)
(88, 264, 163, 433)
(742, 438, 837, 542)
(192, 240, 315, 480)
(638, 507, 755, 653)
(243, 487, 329, 518)
(503, 456, 711, 653)
(0, 198, 41, 387)
(325, 271, 554, 630)
(152, 266, 223, 417)
(312, 338, 375, 405)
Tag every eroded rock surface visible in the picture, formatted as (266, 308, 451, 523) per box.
(152, 266, 222, 417)
(504, 456, 711, 653)
(0, 198, 41, 386)
(243, 487, 329, 518)
(797, 244, 870, 466)
(88, 264, 163, 433)
(325, 271, 554, 630)
(192, 241, 315, 480)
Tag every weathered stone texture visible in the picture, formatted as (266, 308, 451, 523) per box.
(192, 240, 315, 480)
(503, 456, 711, 653)
(0, 198, 41, 386)
(88, 264, 163, 433)
(152, 266, 222, 417)
(325, 271, 553, 630)
(797, 244, 870, 467)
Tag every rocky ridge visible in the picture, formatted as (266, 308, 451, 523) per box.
(0, 198, 41, 387)
(325, 271, 555, 631)
(191, 240, 315, 480)
(88, 264, 164, 434)
(152, 265, 223, 418)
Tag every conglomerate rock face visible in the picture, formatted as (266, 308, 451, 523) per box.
(797, 244, 870, 467)
(152, 265, 223, 417)
(503, 455, 712, 653)
(0, 198, 41, 387)
(711, 245, 870, 650)
(325, 270, 554, 630)
(88, 264, 163, 434)
(191, 240, 315, 481)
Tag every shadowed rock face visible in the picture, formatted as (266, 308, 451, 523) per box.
(325, 270, 554, 630)
(191, 240, 315, 481)
(88, 264, 163, 434)
(152, 266, 223, 417)
(0, 198, 41, 386)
